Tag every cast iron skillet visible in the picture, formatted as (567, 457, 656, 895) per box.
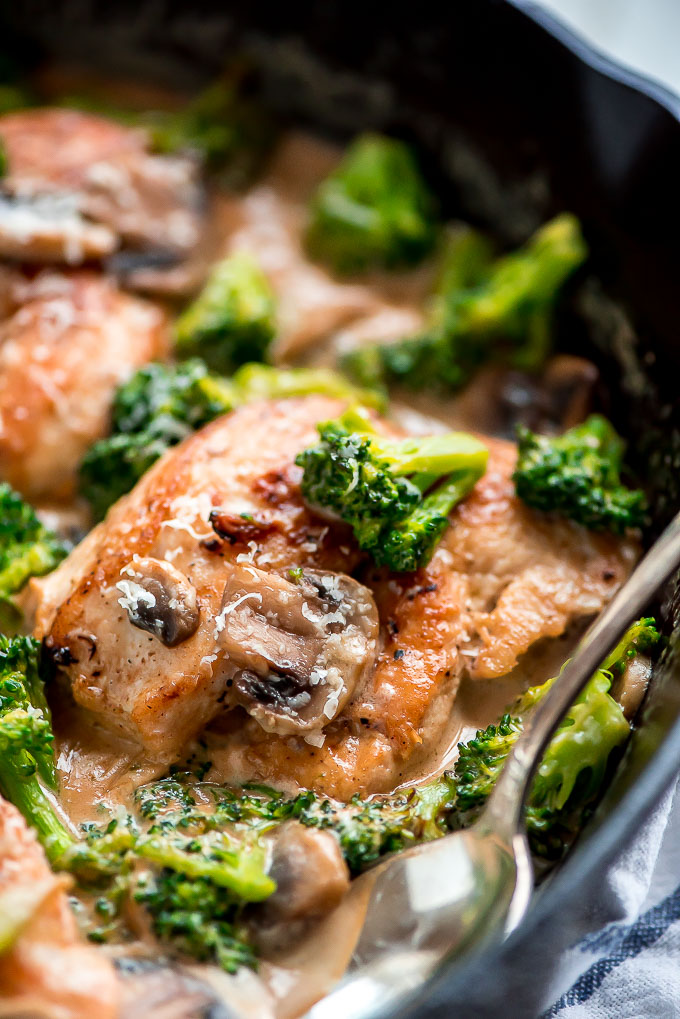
(3, 1, 680, 1015)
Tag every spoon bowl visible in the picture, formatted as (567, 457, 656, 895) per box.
(308, 510, 680, 1019)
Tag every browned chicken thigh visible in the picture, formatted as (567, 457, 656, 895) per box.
(0, 271, 168, 502)
(32, 397, 636, 797)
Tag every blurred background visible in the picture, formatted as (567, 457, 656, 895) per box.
(540, 0, 680, 96)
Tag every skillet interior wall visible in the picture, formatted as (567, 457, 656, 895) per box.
(3, 1, 680, 1015)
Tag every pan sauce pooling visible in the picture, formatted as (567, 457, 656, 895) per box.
(0, 73, 651, 1019)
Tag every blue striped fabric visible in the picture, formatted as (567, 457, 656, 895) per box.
(544, 883, 680, 1015)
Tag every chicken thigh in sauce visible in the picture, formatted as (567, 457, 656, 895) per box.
(0, 71, 653, 1019)
(34, 398, 635, 797)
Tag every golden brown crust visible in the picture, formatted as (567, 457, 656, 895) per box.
(34, 402, 637, 798)
(0, 271, 169, 500)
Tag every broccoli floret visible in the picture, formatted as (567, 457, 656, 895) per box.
(0, 484, 67, 600)
(296, 406, 488, 571)
(134, 771, 456, 878)
(78, 360, 237, 520)
(58, 73, 273, 188)
(142, 74, 274, 185)
(306, 133, 437, 275)
(0, 635, 72, 864)
(112, 359, 237, 436)
(64, 807, 272, 967)
(79, 360, 384, 520)
(0, 83, 34, 117)
(513, 413, 647, 533)
(78, 432, 171, 523)
(0, 650, 273, 970)
(294, 773, 456, 875)
(453, 618, 660, 859)
(175, 254, 277, 374)
(343, 213, 587, 391)
(134, 871, 256, 973)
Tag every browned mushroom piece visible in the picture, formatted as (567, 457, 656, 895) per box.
(537, 354, 599, 430)
(116, 557, 200, 649)
(0, 109, 205, 277)
(0, 189, 118, 264)
(262, 822, 350, 923)
(216, 564, 379, 736)
(500, 355, 599, 435)
(610, 653, 653, 721)
(115, 956, 239, 1019)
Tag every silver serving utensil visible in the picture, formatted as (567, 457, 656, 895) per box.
(307, 511, 680, 1019)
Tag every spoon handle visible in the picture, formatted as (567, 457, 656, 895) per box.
(484, 510, 680, 838)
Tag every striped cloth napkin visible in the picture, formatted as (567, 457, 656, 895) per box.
(540, 776, 680, 1018)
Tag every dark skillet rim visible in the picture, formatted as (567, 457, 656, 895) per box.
(399, 3, 680, 1014)
(508, 0, 680, 117)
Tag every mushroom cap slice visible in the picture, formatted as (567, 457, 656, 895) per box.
(0, 189, 118, 264)
(116, 557, 200, 649)
(216, 565, 379, 736)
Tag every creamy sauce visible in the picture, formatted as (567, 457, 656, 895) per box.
(0, 100, 626, 1018)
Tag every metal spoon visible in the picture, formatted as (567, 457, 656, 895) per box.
(307, 511, 680, 1019)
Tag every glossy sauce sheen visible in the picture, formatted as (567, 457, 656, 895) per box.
(0, 115, 640, 1018)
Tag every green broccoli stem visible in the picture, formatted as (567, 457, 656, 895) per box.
(0, 761, 74, 865)
(135, 834, 275, 902)
(453, 618, 660, 859)
(344, 213, 587, 393)
(415, 466, 486, 509)
(372, 431, 490, 481)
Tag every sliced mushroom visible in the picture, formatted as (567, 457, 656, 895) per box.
(611, 653, 653, 721)
(0, 109, 206, 280)
(0, 189, 117, 264)
(261, 822, 350, 923)
(115, 956, 237, 1019)
(216, 564, 379, 735)
(116, 557, 200, 648)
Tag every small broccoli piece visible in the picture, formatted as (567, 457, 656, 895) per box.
(513, 413, 647, 534)
(454, 715, 523, 820)
(231, 362, 386, 412)
(58, 72, 273, 187)
(135, 771, 456, 877)
(78, 431, 171, 523)
(0, 484, 67, 600)
(294, 772, 456, 875)
(343, 213, 587, 391)
(111, 359, 236, 437)
(306, 133, 437, 275)
(79, 360, 383, 520)
(175, 254, 276, 374)
(143, 74, 274, 185)
(453, 618, 660, 859)
(134, 870, 257, 973)
(135, 831, 274, 902)
(78, 360, 237, 520)
(0, 83, 34, 117)
(296, 406, 488, 571)
(0, 636, 73, 864)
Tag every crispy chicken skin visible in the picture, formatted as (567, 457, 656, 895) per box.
(32, 397, 636, 798)
(0, 271, 169, 501)
(0, 797, 119, 1019)
(0, 107, 204, 261)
